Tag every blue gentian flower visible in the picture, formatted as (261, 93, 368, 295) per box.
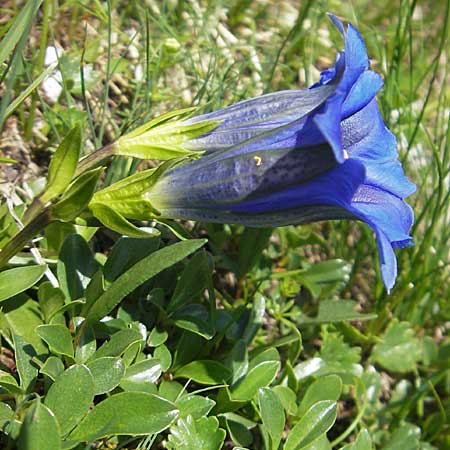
(149, 15, 415, 292)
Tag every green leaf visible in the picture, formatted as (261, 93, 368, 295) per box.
(68, 392, 178, 441)
(38, 282, 65, 323)
(372, 320, 422, 373)
(231, 360, 280, 402)
(36, 324, 74, 359)
(0, 265, 47, 303)
(52, 168, 103, 221)
(120, 358, 162, 391)
(90, 203, 160, 238)
(298, 300, 377, 324)
(0, 370, 22, 394)
(45, 365, 95, 436)
(272, 385, 298, 417)
(115, 111, 219, 161)
(238, 228, 273, 276)
(0, 157, 17, 164)
(294, 333, 362, 386)
(148, 328, 168, 347)
(383, 423, 420, 450)
(13, 335, 38, 394)
(91, 328, 142, 360)
(0, 294, 46, 353)
(176, 395, 216, 420)
(340, 429, 372, 450)
(86, 357, 125, 395)
(40, 356, 64, 381)
(283, 401, 337, 450)
(104, 234, 160, 282)
(224, 414, 254, 448)
(168, 251, 211, 312)
(258, 387, 285, 450)
(57, 234, 100, 301)
(0, 402, 14, 428)
(4, 63, 57, 120)
(18, 399, 61, 450)
(42, 124, 82, 202)
(154, 344, 172, 371)
(242, 293, 265, 345)
(0, 0, 43, 68)
(226, 339, 248, 385)
(75, 324, 96, 364)
(175, 360, 231, 385)
(172, 304, 215, 339)
(297, 375, 342, 417)
(167, 416, 226, 450)
(84, 239, 207, 323)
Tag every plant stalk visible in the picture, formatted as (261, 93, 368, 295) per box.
(0, 208, 52, 268)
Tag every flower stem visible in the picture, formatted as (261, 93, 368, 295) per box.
(74, 142, 115, 177)
(0, 208, 52, 268)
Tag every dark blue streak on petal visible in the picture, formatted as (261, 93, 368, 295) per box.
(151, 144, 337, 209)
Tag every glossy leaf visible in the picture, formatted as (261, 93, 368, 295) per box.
(90, 203, 160, 238)
(43, 124, 82, 202)
(37, 282, 65, 323)
(283, 401, 337, 450)
(168, 251, 210, 312)
(52, 167, 103, 221)
(13, 335, 38, 394)
(57, 234, 100, 301)
(104, 234, 160, 282)
(172, 304, 215, 339)
(120, 358, 162, 391)
(0, 294, 46, 354)
(167, 416, 226, 450)
(18, 399, 61, 450)
(154, 344, 172, 371)
(91, 328, 143, 360)
(258, 387, 285, 450)
(86, 357, 125, 395)
(68, 392, 178, 441)
(230, 360, 280, 402)
(0, 265, 47, 303)
(175, 360, 231, 385)
(84, 239, 207, 323)
(298, 300, 377, 324)
(36, 324, 74, 359)
(242, 293, 265, 345)
(176, 395, 216, 419)
(40, 356, 64, 381)
(297, 375, 342, 417)
(45, 365, 95, 436)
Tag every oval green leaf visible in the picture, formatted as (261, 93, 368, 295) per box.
(0, 265, 47, 303)
(18, 400, 61, 450)
(45, 365, 95, 436)
(36, 324, 74, 359)
(174, 360, 231, 385)
(231, 361, 280, 402)
(258, 387, 285, 450)
(297, 375, 342, 417)
(284, 401, 337, 450)
(68, 392, 178, 441)
(86, 357, 125, 395)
